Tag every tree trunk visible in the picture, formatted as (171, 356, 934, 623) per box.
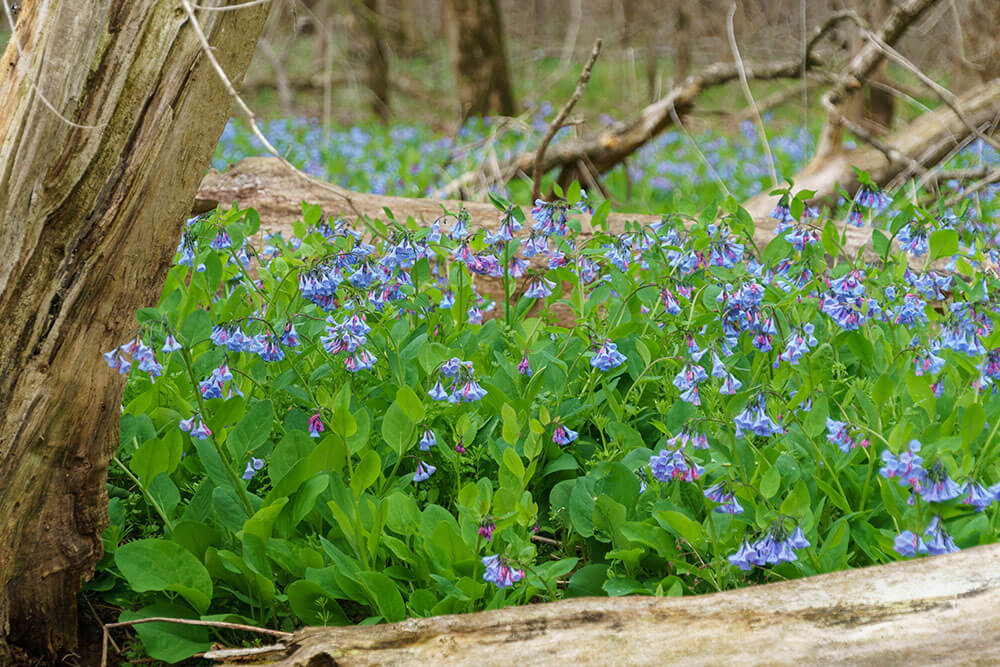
(223, 543, 1000, 665)
(673, 2, 691, 83)
(0, 0, 268, 658)
(359, 0, 391, 123)
(443, 0, 517, 120)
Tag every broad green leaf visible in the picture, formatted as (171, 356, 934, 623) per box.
(395, 385, 425, 423)
(760, 465, 781, 499)
(654, 510, 705, 551)
(115, 539, 213, 614)
(501, 403, 519, 444)
(502, 447, 524, 483)
(352, 450, 382, 497)
(929, 229, 958, 261)
(381, 401, 414, 456)
(119, 604, 210, 664)
(286, 579, 349, 625)
(226, 399, 273, 460)
(359, 571, 406, 622)
(961, 403, 986, 446)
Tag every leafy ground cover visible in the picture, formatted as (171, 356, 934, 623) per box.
(90, 119, 1000, 661)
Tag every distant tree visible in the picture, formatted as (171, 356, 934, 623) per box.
(0, 0, 267, 659)
(360, 0, 391, 123)
(443, 0, 517, 120)
(962, 0, 1000, 83)
(673, 2, 691, 82)
(623, 0, 660, 101)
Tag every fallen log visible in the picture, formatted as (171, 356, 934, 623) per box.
(218, 543, 1000, 665)
(435, 0, 940, 200)
(197, 79, 1000, 261)
(742, 77, 1000, 219)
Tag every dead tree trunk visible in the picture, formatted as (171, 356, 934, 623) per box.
(0, 0, 268, 659)
(223, 543, 1000, 665)
(443, 0, 517, 120)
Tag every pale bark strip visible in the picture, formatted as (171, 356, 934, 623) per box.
(0, 0, 268, 656)
(230, 544, 1000, 666)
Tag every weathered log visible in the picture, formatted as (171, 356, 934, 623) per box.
(742, 77, 1000, 219)
(221, 543, 1000, 665)
(0, 0, 269, 657)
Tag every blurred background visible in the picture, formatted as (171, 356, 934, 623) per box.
(2, 1, 998, 209)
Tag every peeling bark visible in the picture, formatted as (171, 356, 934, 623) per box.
(227, 544, 1000, 665)
(0, 0, 268, 657)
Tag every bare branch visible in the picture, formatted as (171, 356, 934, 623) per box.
(190, 0, 272, 10)
(438, 9, 858, 200)
(815, 0, 943, 158)
(860, 29, 1000, 153)
(945, 167, 1000, 206)
(726, 3, 777, 186)
(179, 0, 360, 214)
(531, 39, 601, 202)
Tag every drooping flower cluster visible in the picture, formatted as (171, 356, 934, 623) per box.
(104, 339, 163, 378)
(320, 313, 377, 372)
(728, 521, 810, 571)
(825, 418, 868, 454)
(704, 481, 743, 514)
(481, 554, 524, 588)
(429, 357, 487, 403)
(552, 424, 579, 446)
(649, 448, 704, 483)
(591, 339, 627, 371)
(895, 516, 959, 557)
(242, 457, 265, 480)
(199, 363, 240, 400)
(179, 414, 212, 440)
(734, 396, 783, 439)
(413, 460, 436, 482)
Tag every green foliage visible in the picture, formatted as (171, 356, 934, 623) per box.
(94, 171, 1000, 662)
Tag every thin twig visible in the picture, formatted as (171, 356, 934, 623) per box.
(179, 0, 360, 216)
(531, 534, 562, 547)
(531, 39, 602, 202)
(944, 167, 1000, 206)
(190, 0, 272, 10)
(101, 616, 292, 667)
(83, 595, 120, 655)
(860, 28, 1000, 153)
(821, 95, 928, 177)
(727, 3, 777, 186)
(1, 0, 106, 129)
(669, 104, 734, 200)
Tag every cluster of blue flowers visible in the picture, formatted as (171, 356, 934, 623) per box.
(728, 522, 810, 571)
(429, 357, 487, 403)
